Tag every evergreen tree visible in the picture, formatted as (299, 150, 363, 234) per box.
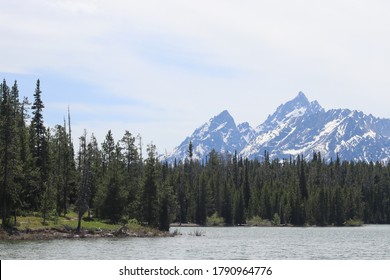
(85, 134, 102, 219)
(175, 164, 186, 224)
(0, 80, 20, 228)
(29, 79, 49, 211)
(234, 188, 245, 225)
(243, 158, 251, 209)
(15, 96, 32, 216)
(195, 173, 209, 225)
(334, 187, 346, 226)
(120, 131, 140, 219)
(142, 143, 159, 226)
(76, 130, 92, 231)
(101, 130, 115, 173)
(299, 157, 309, 200)
(188, 140, 193, 159)
(158, 183, 177, 231)
(62, 111, 77, 215)
(40, 128, 56, 224)
(98, 132, 127, 223)
(222, 180, 233, 225)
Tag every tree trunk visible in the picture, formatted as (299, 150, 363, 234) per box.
(1, 194, 7, 229)
(76, 210, 83, 233)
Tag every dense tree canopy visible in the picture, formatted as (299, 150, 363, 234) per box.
(1, 79, 390, 230)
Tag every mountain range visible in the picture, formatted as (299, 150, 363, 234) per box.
(162, 92, 390, 162)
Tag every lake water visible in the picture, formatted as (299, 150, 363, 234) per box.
(1, 225, 389, 260)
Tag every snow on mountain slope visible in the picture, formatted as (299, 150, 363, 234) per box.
(161, 110, 251, 162)
(163, 92, 390, 163)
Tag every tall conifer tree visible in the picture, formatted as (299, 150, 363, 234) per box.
(30, 79, 48, 210)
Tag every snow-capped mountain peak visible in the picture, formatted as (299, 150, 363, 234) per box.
(238, 122, 255, 143)
(162, 110, 251, 162)
(163, 92, 390, 163)
(257, 92, 323, 132)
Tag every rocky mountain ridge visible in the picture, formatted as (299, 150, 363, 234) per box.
(162, 92, 390, 162)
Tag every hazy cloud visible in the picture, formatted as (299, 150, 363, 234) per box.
(1, 0, 390, 151)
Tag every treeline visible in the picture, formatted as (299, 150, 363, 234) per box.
(163, 150, 390, 227)
(1, 79, 390, 231)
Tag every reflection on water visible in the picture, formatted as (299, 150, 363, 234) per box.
(1, 225, 389, 260)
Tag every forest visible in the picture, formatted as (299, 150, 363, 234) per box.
(1, 79, 390, 232)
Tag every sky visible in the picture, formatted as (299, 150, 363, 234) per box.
(1, 0, 390, 154)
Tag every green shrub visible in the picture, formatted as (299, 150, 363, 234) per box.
(272, 213, 281, 226)
(345, 218, 363, 226)
(128, 218, 140, 225)
(247, 216, 272, 226)
(206, 212, 224, 226)
(247, 215, 263, 226)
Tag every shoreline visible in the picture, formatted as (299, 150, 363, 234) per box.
(170, 222, 365, 228)
(0, 226, 174, 241)
(0, 222, 366, 241)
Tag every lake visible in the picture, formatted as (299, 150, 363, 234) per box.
(1, 225, 389, 259)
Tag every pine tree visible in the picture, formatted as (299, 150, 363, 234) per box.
(63, 109, 77, 215)
(243, 158, 251, 209)
(195, 173, 209, 225)
(222, 180, 233, 225)
(85, 134, 102, 219)
(334, 187, 346, 226)
(142, 143, 159, 226)
(52, 124, 66, 215)
(158, 183, 176, 231)
(120, 131, 140, 219)
(97, 131, 127, 223)
(188, 140, 193, 160)
(101, 130, 115, 174)
(76, 130, 91, 231)
(234, 188, 245, 225)
(29, 79, 48, 210)
(15, 96, 32, 217)
(40, 128, 56, 224)
(31, 80, 45, 164)
(0, 80, 19, 228)
(175, 164, 186, 224)
(299, 158, 309, 200)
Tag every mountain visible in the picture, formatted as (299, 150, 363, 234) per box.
(162, 110, 253, 162)
(163, 92, 390, 163)
(240, 92, 324, 160)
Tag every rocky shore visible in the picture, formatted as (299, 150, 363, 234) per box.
(0, 226, 174, 241)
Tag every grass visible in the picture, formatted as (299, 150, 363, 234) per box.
(14, 215, 117, 232)
(1, 211, 178, 240)
(2, 212, 144, 233)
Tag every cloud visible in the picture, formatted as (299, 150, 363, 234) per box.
(2, 0, 390, 151)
